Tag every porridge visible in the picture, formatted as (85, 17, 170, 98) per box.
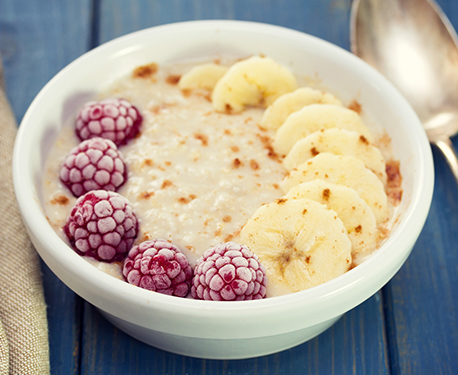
(42, 56, 402, 299)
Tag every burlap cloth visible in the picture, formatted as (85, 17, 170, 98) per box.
(0, 59, 50, 374)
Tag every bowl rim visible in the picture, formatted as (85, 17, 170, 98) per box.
(13, 19, 434, 319)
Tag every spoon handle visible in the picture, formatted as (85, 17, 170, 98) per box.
(434, 137, 458, 186)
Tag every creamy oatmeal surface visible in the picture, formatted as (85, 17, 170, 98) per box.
(43, 60, 286, 269)
(42, 58, 402, 295)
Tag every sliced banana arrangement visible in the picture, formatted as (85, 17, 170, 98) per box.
(211, 56, 298, 112)
(178, 63, 228, 91)
(285, 180, 379, 258)
(281, 153, 389, 224)
(240, 198, 352, 295)
(283, 128, 387, 185)
(273, 103, 374, 156)
(178, 56, 398, 295)
(259, 87, 343, 130)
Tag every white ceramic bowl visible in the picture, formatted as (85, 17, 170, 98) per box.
(13, 20, 434, 359)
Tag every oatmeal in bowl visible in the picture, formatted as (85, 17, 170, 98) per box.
(43, 55, 402, 299)
(13, 20, 433, 359)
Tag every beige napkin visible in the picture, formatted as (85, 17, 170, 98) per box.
(0, 59, 50, 374)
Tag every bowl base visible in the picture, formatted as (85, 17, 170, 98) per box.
(99, 309, 341, 359)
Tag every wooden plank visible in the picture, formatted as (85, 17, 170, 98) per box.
(0, 0, 92, 122)
(0, 0, 92, 374)
(80, 1, 389, 374)
(97, 0, 352, 50)
(41, 265, 83, 375)
(81, 294, 388, 375)
(386, 147, 458, 375)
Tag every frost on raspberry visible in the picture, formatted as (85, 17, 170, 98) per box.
(123, 239, 193, 297)
(191, 242, 268, 301)
(64, 190, 139, 262)
(75, 98, 142, 146)
(60, 137, 127, 197)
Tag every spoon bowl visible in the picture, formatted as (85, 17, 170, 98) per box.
(351, 0, 458, 181)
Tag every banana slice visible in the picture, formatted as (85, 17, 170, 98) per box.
(283, 128, 387, 185)
(212, 56, 297, 113)
(178, 63, 228, 91)
(273, 104, 374, 156)
(285, 180, 379, 257)
(281, 153, 389, 224)
(240, 197, 352, 294)
(259, 87, 343, 130)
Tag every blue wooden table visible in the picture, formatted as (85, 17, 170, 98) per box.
(1, 1, 457, 374)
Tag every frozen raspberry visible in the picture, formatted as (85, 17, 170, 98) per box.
(75, 98, 142, 146)
(123, 239, 193, 297)
(64, 190, 139, 262)
(191, 242, 267, 301)
(60, 137, 127, 197)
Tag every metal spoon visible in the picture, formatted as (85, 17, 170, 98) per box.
(350, 0, 458, 184)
